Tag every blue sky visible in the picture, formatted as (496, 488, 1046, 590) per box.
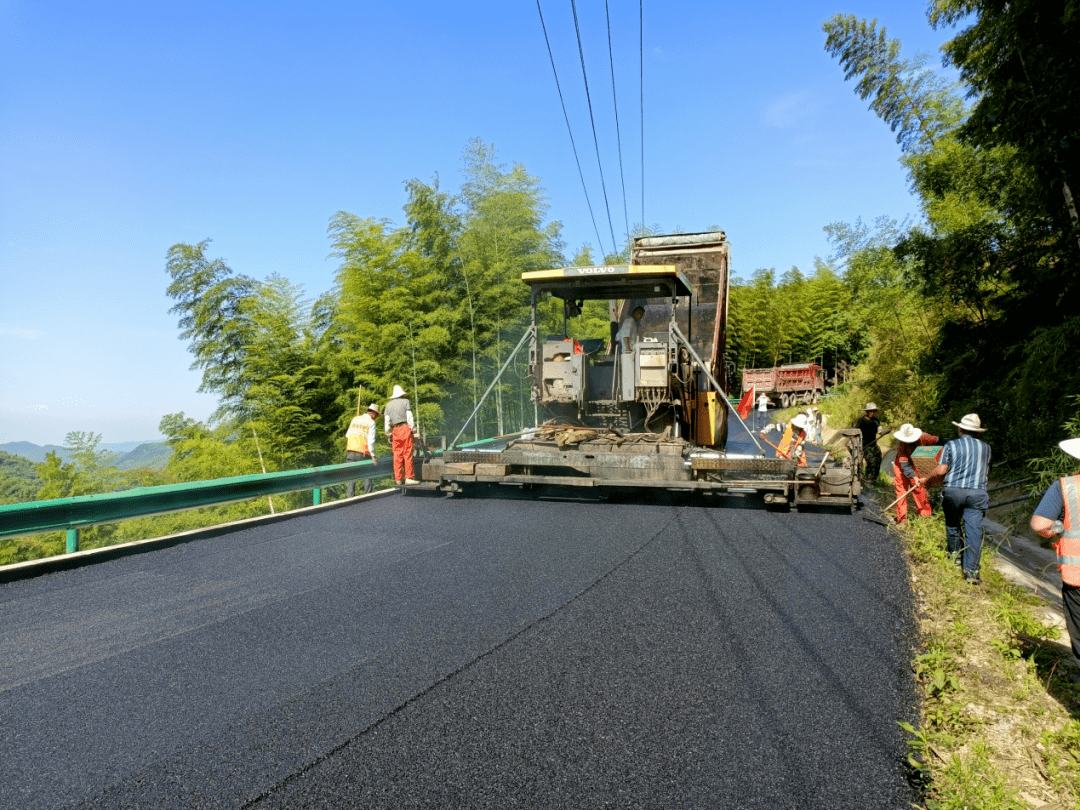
(0, 0, 958, 446)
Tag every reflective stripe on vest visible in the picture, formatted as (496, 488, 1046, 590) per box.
(346, 415, 374, 454)
(1059, 475, 1080, 587)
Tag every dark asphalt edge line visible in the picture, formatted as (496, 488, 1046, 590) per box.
(0, 489, 398, 585)
(239, 509, 683, 808)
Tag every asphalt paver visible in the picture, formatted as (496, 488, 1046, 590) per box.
(1, 485, 917, 809)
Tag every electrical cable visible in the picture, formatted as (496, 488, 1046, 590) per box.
(569, 0, 618, 258)
(605, 0, 630, 243)
(536, 0, 606, 260)
(640, 0, 645, 229)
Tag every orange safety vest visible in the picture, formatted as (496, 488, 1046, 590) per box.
(775, 424, 808, 467)
(1058, 474, 1080, 587)
(346, 414, 375, 455)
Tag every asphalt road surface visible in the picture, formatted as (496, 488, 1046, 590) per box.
(1, 471, 917, 809)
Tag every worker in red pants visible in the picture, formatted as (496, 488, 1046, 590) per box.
(893, 423, 938, 523)
(384, 384, 419, 485)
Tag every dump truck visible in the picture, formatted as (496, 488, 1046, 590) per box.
(418, 231, 862, 511)
(741, 363, 827, 409)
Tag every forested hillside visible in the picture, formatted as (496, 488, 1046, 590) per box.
(0, 452, 41, 505)
(822, 0, 1080, 462)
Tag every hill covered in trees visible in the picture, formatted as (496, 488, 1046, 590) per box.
(0, 451, 41, 505)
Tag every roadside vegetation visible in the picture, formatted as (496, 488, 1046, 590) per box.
(864, 489, 1080, 810)
(801, 373, 1080, 807)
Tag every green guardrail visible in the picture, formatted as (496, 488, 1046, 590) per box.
(0, 430, 516, 555)
(0, 456, 402, 553)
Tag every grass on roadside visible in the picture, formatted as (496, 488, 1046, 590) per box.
(883, 500, 1080, 809)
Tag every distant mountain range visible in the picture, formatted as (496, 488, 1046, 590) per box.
(0, 441, 172, 470)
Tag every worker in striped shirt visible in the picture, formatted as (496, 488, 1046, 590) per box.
(927, 413, 992, 583)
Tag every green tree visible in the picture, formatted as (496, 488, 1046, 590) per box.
(167, 243, 337, 468)
(823, 14, 965, 154)
(326, 213, 411, 419)
(36, 432, 124, 500)
(825, 6, 1080, 458)
(0, 451, 42, 504)
(241, 275, 328, 468)
(399, 175, 470, 436)
(454, 139, 565, 436)
(929, 0, 1080, 245)
(31, 432, 128, 551)
(825, 218, 940, 422)
(165, 240, 258, 418)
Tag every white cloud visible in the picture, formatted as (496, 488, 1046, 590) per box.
(0, 324, 45, 340)
(764, 91, 817, 128)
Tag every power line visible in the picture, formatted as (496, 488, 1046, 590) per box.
(536, 0, 606, 260)
(639, 3, 644, 230)
(605, 0, 630, 243)
(569, 0, 618, 258)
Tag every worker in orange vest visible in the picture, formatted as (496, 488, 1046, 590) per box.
(774, 413, 810, 467)
(1031, 438, 1080, 682)
(345, 403, 380, 495)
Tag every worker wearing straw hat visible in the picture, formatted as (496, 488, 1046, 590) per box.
(892, 423, 939, 524)
(384, 384, 419, 486)
(926, 414, 991, 584)
(1030, 438, 1080, 681)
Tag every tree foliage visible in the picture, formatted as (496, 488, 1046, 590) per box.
(165, 241, 258, 416)
(823, 2, 1080, 459)
(930, 0, 1080, 242)
(727, 264, 864, 383)
(823, 14, 965, 154)
(0, 451, 41, 505)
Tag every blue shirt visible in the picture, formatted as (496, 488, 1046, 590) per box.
(1034, 482, 1065, 522)
(941, 434, 991, 490)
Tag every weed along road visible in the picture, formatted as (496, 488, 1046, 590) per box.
(0, 486, 917, 808)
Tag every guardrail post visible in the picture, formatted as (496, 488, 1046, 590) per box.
(312, 487, 322, 506)
(66, 528, 79, 553)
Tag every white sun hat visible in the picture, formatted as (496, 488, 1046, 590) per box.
(864, 402, 878, 411)
(367, 403, 380, 414)
(790, 413, 809, 431)
(390, 384, 406, 399)
(894, 423, 923, 443)
(951, 413, 986, 432)
(1060, 438, 1080, 460)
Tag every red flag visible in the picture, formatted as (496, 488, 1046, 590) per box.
(736, 385, 754, 419)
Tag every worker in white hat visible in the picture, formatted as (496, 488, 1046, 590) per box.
(345, 403, 381, 495)
(1030, 438, 1080, 681)
(772, 412, 810, 467)
(384, 384, 419, 485)
(925, 413, 991, 583)
(891, 423, 939, 523)
(804, 405, 823, 444)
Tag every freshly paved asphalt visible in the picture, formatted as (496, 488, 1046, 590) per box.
(1, 417, 918, 809)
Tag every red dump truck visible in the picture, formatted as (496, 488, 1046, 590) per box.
(742, 363, 826, 409)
